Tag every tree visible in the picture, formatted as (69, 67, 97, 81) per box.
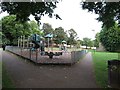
(0, 32, 2, 45)
(53, 27, 68, 45)
(81, 2, 120, 28)
(81, 1, 120, 59)
(29, 21, 42, 35)
(67, 29, 77, 46)
(2, 15, 18, 45)
(76, 39, 81, 48)
(1, 15, 42, 45)
(82, 37, 93, 49)
(0, 31, 10, 45)
(42, 23, 54, 36)
(2, 15, 32, 45)
(1, 1, 61, 23)
(99, 24, 120, 52)
(94, 33, 100, 47)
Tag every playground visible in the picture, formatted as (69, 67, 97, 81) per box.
(1, 2, 120, 89)
(5, 34, 87, 65)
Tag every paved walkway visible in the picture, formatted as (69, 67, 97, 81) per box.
(2, 50, 98, 88)
(0, 50, 2, 89)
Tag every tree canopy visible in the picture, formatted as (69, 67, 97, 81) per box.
(94, 33, 100, 47)
(1, 1, 61, 23)
(81, 2, 120, 28)
(99, 24, 120, 52)
(42, 23, 54, 36)
(1, 15, 42, 45)
(53, 27, 68, 44)
(29, 21, 42, 35)
(82, 37, 93, 48)
(67, 29, 78, 45)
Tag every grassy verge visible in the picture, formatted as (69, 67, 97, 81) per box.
(2, 64, 15, 88)
(90, 51, 118, 88)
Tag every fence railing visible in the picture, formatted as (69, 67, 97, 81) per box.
(5, 46, 88, 64)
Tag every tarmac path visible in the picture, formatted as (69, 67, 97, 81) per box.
(2, 50, 98, 88)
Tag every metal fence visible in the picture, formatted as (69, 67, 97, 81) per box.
(71, 50, 88, 63)
(5, 46, 88, 65)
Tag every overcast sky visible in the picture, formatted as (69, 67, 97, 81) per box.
(0, 0, 102, 40)
(31, 0, 102, 40)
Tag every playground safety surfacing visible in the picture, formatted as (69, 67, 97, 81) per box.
(6, 46, 75, 65)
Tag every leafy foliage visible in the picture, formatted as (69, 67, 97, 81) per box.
(53, 27, 68, 44)
(82, 37, 93, 48)
(42, 23, 54, 36)
(67, 29, 78, 45)
(1, 15, 41, 45)
(81, 2, 120, 28)
(29, 21, 42, 35)
(1, 1, 61, 23)
(99, 24, 120, 52)
(2, 15, 19, 44)
(94, 33, 100, 47)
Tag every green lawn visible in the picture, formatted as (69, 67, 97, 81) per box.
(2, 64, 15, 88)
(0, 49, 14, 88)
(90, 50, 119, 88)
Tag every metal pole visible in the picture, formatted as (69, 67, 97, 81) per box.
(18, 37, 19, 47)
(36, 49, 38, 63)
(21, 36, 22, 56)
(23, 36, 25, 49)
(27, 36, 29, 49)
(51, 38, 53, 51)
(48, 38, 49, 51)
(21, 36, 22, 48)
(30, 48, 31, 60)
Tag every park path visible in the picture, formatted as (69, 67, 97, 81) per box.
(2, 50, 98, 88)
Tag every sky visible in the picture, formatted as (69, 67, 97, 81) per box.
(0, 0, 102, 40)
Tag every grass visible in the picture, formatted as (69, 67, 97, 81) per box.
(2, 64, 15, 88)
(0, 49, 14, 88)
(89, 50, 119, 88)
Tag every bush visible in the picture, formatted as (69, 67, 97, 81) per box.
(99, 24, 120, 52)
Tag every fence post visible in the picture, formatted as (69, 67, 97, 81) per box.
(18, 37, 19, 47)
(30, 48, 31, 60)
(23, 36, 25, 49)
(36, 49, 38, 63)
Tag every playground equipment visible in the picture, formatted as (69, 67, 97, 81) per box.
(18, 36, 34, 49)
(18, 34, 63, 59)
(30, 34, 45, 53)
(44, 33, 63, 59)
(6, 34, 87, 65)
(60, 40, 67, 51)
